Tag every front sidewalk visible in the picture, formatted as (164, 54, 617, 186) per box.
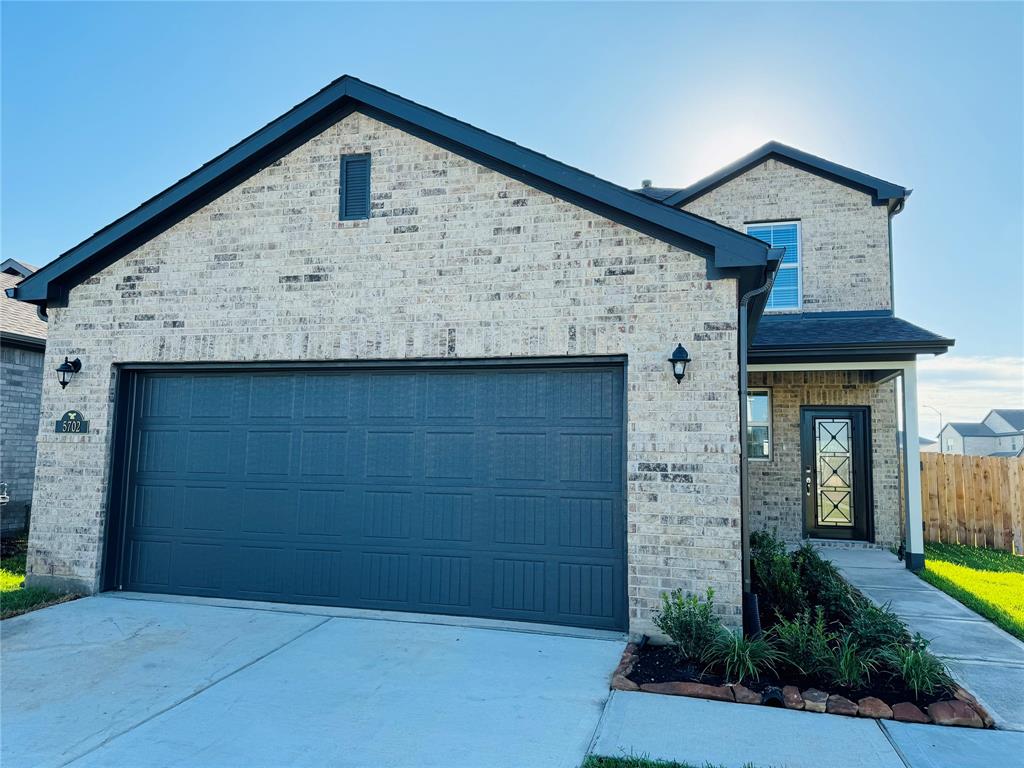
(823, 547, 1024, 731)
(590, 691, 1024, 768)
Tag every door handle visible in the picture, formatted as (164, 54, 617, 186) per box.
(804, 467, 812, 496)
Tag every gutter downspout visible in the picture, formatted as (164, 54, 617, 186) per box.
(738, 257, 781, 636)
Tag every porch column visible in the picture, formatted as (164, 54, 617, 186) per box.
(901, 361, 925, 570)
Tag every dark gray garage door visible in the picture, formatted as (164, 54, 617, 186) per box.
(115, 364, 626, 629)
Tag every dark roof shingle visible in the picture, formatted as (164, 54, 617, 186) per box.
(750, 311, 952, 362)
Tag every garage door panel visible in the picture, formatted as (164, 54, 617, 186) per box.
(299, 430, 349, 476)
(182, 486, 232, 532)
(119, 364, 625, 630)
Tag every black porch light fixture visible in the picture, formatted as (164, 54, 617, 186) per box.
(56, 357, 82, 389)
(668, 344, 691, 383)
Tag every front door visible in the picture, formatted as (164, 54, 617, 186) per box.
(800, 407, 872, 541)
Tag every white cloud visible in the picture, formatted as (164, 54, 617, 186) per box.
(917, 355, 1024, 437)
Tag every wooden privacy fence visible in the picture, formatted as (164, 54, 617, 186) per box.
(921, 453, 1024, 554)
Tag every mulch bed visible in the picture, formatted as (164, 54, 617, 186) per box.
(628, 644, 949, 709)
(613, 642, 994, 728)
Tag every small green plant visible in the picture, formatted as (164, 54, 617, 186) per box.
(771, 607, 834, 675)
(850, 601, 910, 651)
(652, 588, 721, 661)
(823, 634, 879, 689)
(703, 630, 783, 683)
(880, 635, 954, 699)
(750, 530, 807, 620)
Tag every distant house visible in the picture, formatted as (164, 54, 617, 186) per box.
(1, 258, 47, 535)
(919, 436, 939, 453)
(939, 410, 1024, 456)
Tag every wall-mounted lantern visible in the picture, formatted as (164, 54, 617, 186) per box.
(56, 357, 82, 389)
(668, 344, 691, 384)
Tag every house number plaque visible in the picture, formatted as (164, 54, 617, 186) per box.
(55, 411, 90, 434)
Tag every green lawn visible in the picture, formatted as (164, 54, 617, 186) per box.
(919, 542, 1024, 641)
(0, 542, 77, 619)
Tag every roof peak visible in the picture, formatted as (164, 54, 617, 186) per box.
(660, 141, 910, 212)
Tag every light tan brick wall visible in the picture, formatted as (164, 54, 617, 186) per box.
(747, 371, 901, 548)
(683, 159, 892, 312)
(28, 112, 745, 631)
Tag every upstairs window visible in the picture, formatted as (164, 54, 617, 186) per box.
(340, 154, 371, 220)
(747, 221, 801, 311)
(747, 389, 772, 461)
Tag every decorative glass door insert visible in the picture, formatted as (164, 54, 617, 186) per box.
(814, 418, 853, 527)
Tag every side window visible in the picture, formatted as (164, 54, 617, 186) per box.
(747, 222, 801, 311)
(747, 389, 772, 461)
(339, 154, 371, 220)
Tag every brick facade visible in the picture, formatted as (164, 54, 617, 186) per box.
(747, 370, 901, 548)
(683, 158, 892, 313)
(28, 112, 745, 632)
(1, 345, 45, 535)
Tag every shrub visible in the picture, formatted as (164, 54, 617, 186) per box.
(822, 634, 879, 689)
(703, 629, 783, 683)
(880, 635, 954, 699)
(652, 588, 721, 661)
(750, 530, 807, 620)
(792, 544, 863, 623)
(850, 601, 910, 651)
(771, 607, 834, 676)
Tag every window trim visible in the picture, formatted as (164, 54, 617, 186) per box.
(747, 387, 772, 462)
(746, 220, 802, 312)
(339, 153, 371, 221)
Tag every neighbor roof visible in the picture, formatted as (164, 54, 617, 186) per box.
(8, 75, 778, 308)
(990, 409, 1024, 431)
(943, 422, 997, 438)
(749, 310, 953, 363)
(0, 269, 46, 349)
(659, 141, 910, 211)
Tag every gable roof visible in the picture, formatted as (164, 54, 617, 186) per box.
(988, 409, 1024, 431)
(749, 310, 952, 363)
(660, 141, 910, 211)
(7, 75, 777, 308)
(1, 268, 46, 349)
(943, 422, 997, 438)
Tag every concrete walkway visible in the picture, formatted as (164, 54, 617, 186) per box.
(2, 594, 623, 768)
(591, 691, 1024, 768)
(822, 547, 1024, 731)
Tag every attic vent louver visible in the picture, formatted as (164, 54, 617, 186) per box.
(340, 154, 371, 220)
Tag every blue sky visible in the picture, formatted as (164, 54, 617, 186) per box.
(3, 2, 1022, 432)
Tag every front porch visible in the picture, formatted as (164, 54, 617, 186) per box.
(746, 366, 905, 551)
(744, 309, 953, 569)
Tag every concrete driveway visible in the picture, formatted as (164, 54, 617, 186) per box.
(1, 594, 623, 768)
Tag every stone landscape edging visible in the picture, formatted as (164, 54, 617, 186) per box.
(609, 644, 994, 728)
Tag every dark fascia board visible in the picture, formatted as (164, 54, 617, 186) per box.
(9, 76, 773, 307)
(0, 331, 46, 351)
(662, 141, 910, 211)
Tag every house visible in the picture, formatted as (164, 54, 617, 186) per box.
(1, 258, 47, 535)
(6, 77, 953, 634)
(939, 410, 1024, 456)
(919, 437, 939, 453)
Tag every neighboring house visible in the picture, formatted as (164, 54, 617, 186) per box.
(919, 437, 939, 453)
(1, 258, 47, 535)
(938, 409, 1024, 456)
(7, 77, 952, 634)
